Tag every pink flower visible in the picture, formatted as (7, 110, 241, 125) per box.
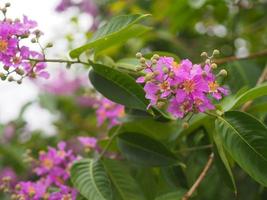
(78, 136, 97, 149)
(96, 98, 125, 128)
(16, 181, 47, 200)
(136, 56, 228, 118)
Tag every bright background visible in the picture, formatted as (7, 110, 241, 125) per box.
(0, 0, 92, 134)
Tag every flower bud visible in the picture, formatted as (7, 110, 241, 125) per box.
(136, 66, 144, 71)
(0, 72, 6, 80)
(5, 2, 11, 7)
(211, 63, 217, 69)
(182, 122, 189, 129)
(157, 101, 165, 108)
(162, 67, 169, 73)
(152, 54, 160, 60)
(151, 59, 157, 65)
(213, 49, 220, 55)
(200, 52, 208, 57)
(145, 73, 153, 81)
(46, 42, 53, 48)
(140, 57, 146, 64)
(3, 65, 9, 71)
(205, 59, 211, 65)
(1, 8, 7, 14)
(135, 52, 142, 59)
(218, 69, 227, 77)
(31, 38, 37, 43)
(7, 76, 14, 82)
(15, 68, 24, 75)
(17, 80, 22, 84)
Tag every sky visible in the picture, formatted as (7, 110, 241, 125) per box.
(0, 0, 70, 134)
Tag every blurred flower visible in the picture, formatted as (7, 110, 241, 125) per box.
(15, 180, 47, 200)
(78, 136, 97, 150)
(136, 56, 228, 118)
(2, 123, 16, 142)
(96, 98, 125, 128)
(42, 70, 86, 96)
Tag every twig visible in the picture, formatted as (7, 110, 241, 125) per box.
(29, 58, 90, 66)
(241, 65, 267, 111)
(182, 153, 214, 200)
(214, 49, 267, 65)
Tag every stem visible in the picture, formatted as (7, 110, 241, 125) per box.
(182, 153, 214, 200)
(241, 65, 267, 111)
(97, 125, 122, 160)
(176, 144, 213, 153)
(214, 49, 267, 65)
(29, 58, 91, 66)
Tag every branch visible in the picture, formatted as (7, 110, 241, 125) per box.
(214, 49, 267, 65)
(182, 153, 214, 200)
(241, 65, 267, 111)
(29, 58, 90, 66)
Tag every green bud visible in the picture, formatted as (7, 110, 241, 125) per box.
(31, 38, 37, 43)
(200, 52, 208, 57)
(151, 59, 157, 65)
(211, 63, 217, 69)
(157, 101, 165, 108)
(135, 52, 142, 59)
(218, 69, 227, 77)
(5, 2, 11, 7)
(182, 122, 189, 129)
(213, 49, 220, 55)
(16, 68, 24, 76)
(145, 73, 153, 81)
(136, 66, 145, 71)
(17, 80, 22, 84)
(162, 67, 169, 73)
(140, 57, 146, 64)
(46, 42, 53, 48)
(3, 66, 9, 71)
(152, 54, 160, 60)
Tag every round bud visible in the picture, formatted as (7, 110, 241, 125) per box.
(145, 73, 153, 81)
(0, 72, 5, 79)
(135, 52, 142, 59)
(3, 65, 9, 71)
(157, 101, 165, 108)
(182, 122, 189, 129)
(16, 68, 24, 76)
(218, 69, 227, 77)
(162, 67, 169, 73)
(5, 2, 11, 7)
(211, 63, 217, 69)
(151, 59, 157, 65)
(213, 49, 220, 55)
(200, 52, 208, 57)
(46, 42, 53, 48)
(205, 59, 211, 65)
(152, 54, 160, 60)
(7, 76, 14, 82)
(31, 38, 37, 43)
(140, 57, 146, 64)
(17, 80, 22, 84)
(169, 71, 175, 78)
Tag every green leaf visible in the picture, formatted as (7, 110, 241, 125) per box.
(70, 14, 151, 58)
(215, 111, 267, 186)
(102, 159, 146, 200)
(71, 159, 113, 200)
(155, 190, 186, 200)
(212, 130, 237, 192)
(89, 63, 148, 110)
(117, 132, 178, 167)
(226, 83, 267, 110)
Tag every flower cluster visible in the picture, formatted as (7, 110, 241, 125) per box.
(0, 3, 49, 83)
(13, 142, 78, 200)
(136, 52, 228, 118)
(96, 98, 125, 128)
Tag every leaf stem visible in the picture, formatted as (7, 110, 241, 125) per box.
(176, 144, 213, 153)
(29, 58, 91, 66)
(97, 125, 122, 160)
(182, 153, 214, 200)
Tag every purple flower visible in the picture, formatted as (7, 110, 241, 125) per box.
(16, 180, 47, 200)
(96, 98, 125, 128)
(78, 136, 97, 150)
(49, 185, 77, 200)
(136, 56, 228, 118)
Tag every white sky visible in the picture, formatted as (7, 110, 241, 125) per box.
(0, 0, 91, 134)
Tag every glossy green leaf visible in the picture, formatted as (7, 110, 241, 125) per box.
(70, 14, 150, 58)
(213, 130, 237, 192)
(227, 83, 267, 110)
(102, 159, 146, 200)
(71, 159, 113, 200)
(215, 111, 267, 186)
(117, 132, 178, 167)
(89, 63, 148, 110)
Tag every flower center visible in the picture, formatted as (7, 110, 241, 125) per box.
(208, 81, 219, 92)
(57, 150, 66, 158)
(28, 186, 36, 197)
(0, 40, 8, 52)
(172, 61, 180, 69)
(43, 158, 54, 169)
(183, 80, 195, 93)
(160, 81, 170, 91)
